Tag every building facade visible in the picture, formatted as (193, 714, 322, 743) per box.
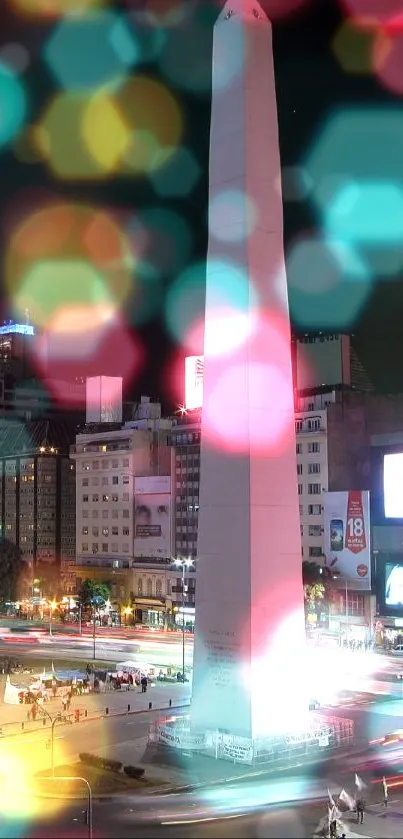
(0, 419, 76, 595)
(70, 397, 177, 624)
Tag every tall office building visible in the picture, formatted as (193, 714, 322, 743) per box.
(0, 418, 76, 594)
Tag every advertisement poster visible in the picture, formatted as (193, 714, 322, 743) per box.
(134, 476, 171, 559)
(324, 490, 371, 589)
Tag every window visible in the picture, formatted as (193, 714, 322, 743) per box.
(123, 458, 129, 466)
(147, 578, 152, 597)
(82, 495, 88, 503)
(82, 543, 88, 551)
(122, 526, 129, 536)
(297, 464, 303, 475)
(83, 462, 90, 471)
(92, 527, 99, 536)
(138, 579, 143, 596)
(102, 527, 109, 536)
(91, 477, 99, 486)
(295, 420, 302, 432)
(308, 483, 321, 495)
(92, 461, 99, 470)
(309, 546, 322, 557)
(102, 510, 108, 519)
(123, 492, 130, 501)
(308, 442, 320, 453)
(300, 524, 303, 536)
(112, 510, 118, 519)
(81, 526, 88, 535)
(123, 509, 129, 518)
(296, 443, 302, 454)
(92, 494, 99, 502)
(308, 463, 321, 474)
(102, 477, 108, 486)
(298, 483, 303, 495)
(307, 419, 320, 431)
(123, 475, 130, 484)
(112, 526, 118, 535)
(112, 476, 119, 485)
(101, 460, 109, 469)
(309, 525, 322, 536)
(102, 494, 109, 502)
(111, 542, 118, 551)
(82, 478, 89, 486)
(122, 543, 129, 552)
(92, 510, 99, 518)
(112, 459, 119, 468)
(112, 494, 118, 502)
(299, 504, 303, 515)
(102, 543, 108, 552)
(308, 504, 321, 515)
(156, 579, 162, 596)
(92, 543, 98, 553)
(83, 510, 88, 519)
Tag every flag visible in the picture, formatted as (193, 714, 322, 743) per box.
(328, 788, 336, 808)
(339, 788, 355, 810)
(382, 776, 388, 796)
(355, 773, 366, 790)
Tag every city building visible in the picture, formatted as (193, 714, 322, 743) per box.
(0, 321, 36, 384)
(0, 418, 77, 595)
(70, 394, 176, 624)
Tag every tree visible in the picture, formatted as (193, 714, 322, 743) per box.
(0, 539, 26, 603)
(302, 561, 327, 613)
(79, 579, 110, 607)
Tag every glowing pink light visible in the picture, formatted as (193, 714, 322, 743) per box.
(373, 30, 403, 94)
(202, 312, 295, 456)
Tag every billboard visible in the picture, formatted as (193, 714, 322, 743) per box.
(324, 490, 371, 589)
(185, 355, 204, 410)
(134, 475, 171, 559)
(383, 452, 403, 519)
(385, 560, 403, 608)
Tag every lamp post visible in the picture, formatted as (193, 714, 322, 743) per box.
(37, 776, 92, 838)
(49, 599, 57, 637)
(173, 558, 193, 683)
(34, 701, 61, 777)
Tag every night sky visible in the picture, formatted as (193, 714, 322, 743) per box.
(0, 0, 402, 408)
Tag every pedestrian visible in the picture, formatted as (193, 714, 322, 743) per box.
(356, 797, 365, 824)
(330, 818, 337, 838)
(26, 707, 31, 722)
(141, 675, 147, 693)
(382, 776, 388, 807)
(62, 695, 67, 714)
(31, 703, 37, 721)
(66, 692, 71, 711)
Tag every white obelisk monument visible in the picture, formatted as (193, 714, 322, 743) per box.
(192, 0, 308, 745)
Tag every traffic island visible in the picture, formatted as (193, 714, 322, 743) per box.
(34, 756, 168, 797)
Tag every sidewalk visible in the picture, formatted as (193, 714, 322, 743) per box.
(314, 797, 403, 839)
(0, 680, 191, 737)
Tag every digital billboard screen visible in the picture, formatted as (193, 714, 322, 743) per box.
(383, 452, 403, 518)
(385, 561, 403, 608)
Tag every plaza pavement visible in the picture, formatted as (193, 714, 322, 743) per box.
(314, 796, 403, 839)
(0, 677, 191, 737)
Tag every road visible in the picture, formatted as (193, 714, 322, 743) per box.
(1, 694, 403, 837)
(0, 634, 194, 670)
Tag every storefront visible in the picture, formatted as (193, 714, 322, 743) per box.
(174, 606, 195, 632)
(133, 597, 166, 627)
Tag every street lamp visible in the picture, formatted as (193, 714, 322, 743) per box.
(173, 558, 194, 683)
(37, 776, 93, 838)
(49, 599, 57, 637)
(91, 596, 105, 661)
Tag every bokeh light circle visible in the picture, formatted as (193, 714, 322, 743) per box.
(209, 189, 257, 243)
(7, 0, 107, 18)
(6, 202, 134, 327)
(165, 259, 258, 355)
(373, 31, 403, 95)
(339, 0, 403, 28)
(202, 312, 294, 456)
(0, 62, 26, 148)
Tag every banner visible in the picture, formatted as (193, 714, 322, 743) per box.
(324, 490, 371, 589)
(134, 476, 171, 559)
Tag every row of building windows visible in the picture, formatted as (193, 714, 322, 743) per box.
(82, 526, 130, 536)
(82, 458, 130, 470)
(295, 419, 322, 433)
(299, 504, 322, 515)
(298, 483, 321, 495)
(82, 542, 130, 553)
(296, 442, 321, 454)
(82, 509, 130, 519)
(82, 476, 130, 487)
(82, 493, 130, 503)
(300, 524, 322, 536)
(297, 463, 321, 475)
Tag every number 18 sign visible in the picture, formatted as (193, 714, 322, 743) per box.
(324, 490, 371, 588)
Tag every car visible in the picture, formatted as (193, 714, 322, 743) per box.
(392, 645, 403, 654)
(309, 698, 320, 710)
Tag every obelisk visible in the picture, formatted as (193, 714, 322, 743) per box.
(192, 0, 308, 743)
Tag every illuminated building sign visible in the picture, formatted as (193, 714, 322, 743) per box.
(185, 355, 204, 410)
(0, 323, 35, 336)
